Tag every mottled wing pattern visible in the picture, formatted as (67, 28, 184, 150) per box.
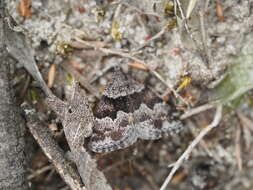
(89, 111, 138, 152)
(89, 68, 183, 152)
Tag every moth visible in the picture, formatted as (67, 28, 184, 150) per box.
(89, 68, 183, 152)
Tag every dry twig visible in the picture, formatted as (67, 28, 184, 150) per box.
(27, 165, 54, 180)
(199, 10, 208, 56)
(160, 104, 223, 190)
(180, 101, 217, 119)
(235, 125, 242, 171)
(186, 120, 213, 158)
(23, 103, 86, 190)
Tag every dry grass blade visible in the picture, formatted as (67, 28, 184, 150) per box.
(186, 0, 198, 19)
(160, 104, 223, 190)
(235, 125, 242, 171)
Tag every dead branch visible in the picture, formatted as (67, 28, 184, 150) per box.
(160, 104, 223, 190)
(23, 103, 86, 190)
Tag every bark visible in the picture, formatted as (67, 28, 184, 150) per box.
(0, 1, 29, 189)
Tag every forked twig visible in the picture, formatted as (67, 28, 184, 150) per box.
(160, 104, 223, 190)
(23, 103, 86, 190)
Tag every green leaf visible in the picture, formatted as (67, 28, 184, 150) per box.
(211, 54, 253, 106)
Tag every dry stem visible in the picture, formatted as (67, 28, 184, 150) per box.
(180, 101, 218, 120)
(160, 104, 223, 190)
(235, 124, 243, 171)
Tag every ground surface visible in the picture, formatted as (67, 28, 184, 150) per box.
(6, 0, 253, 189)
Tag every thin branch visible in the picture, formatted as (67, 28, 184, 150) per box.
(199, 10, 208, 55)
(27, 165, 54, 180)
(23, 103, 86, 190)
(186, 120, 213, 157)
(160, 104, 223, 190)
(180, 101, 218, 120)
(235, 125, 242, 171)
